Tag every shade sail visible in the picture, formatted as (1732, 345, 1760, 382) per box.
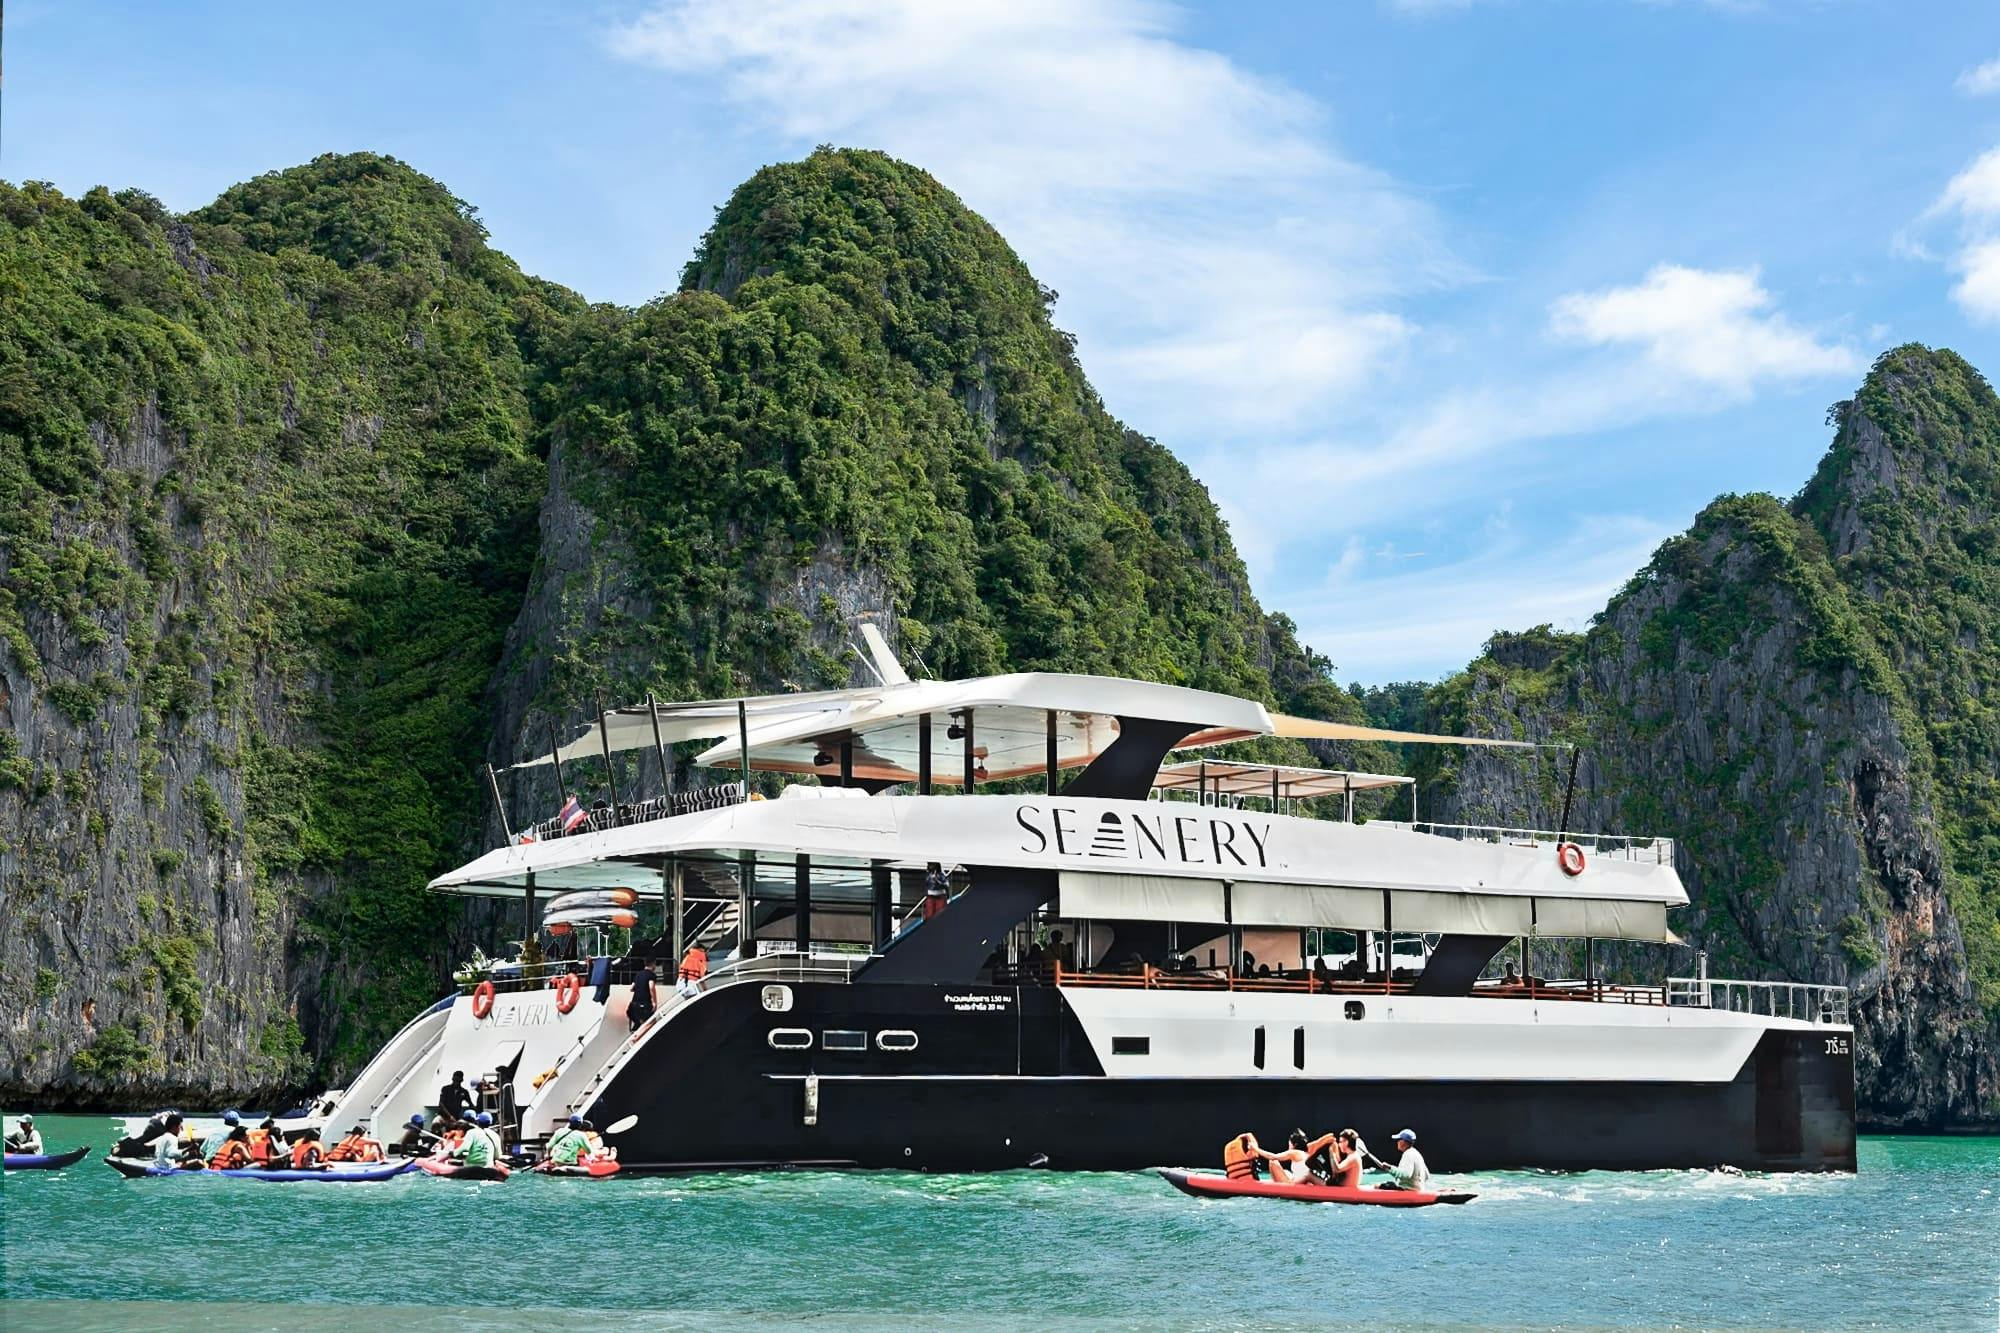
(1270, 714, 1535, 749)
(1533, 897, 1674, 943)
(1232, 882, 1387, 930)
(1152, 760, 1411, 799)
(1392, 890, 1534, 935)
(1060, 871, 1227, 924)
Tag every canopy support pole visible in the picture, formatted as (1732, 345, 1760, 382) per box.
(670, 861, 684, 965)
(484, 763, 513, 844)
(1556, 745, 1581, 842)
(1046, 710, 1058, 795)
(548, 719, 568, 807)
(871, 860, 892, 951)
(597, 702, 622, 825)
(737, 700, 751, 803)
(524, 871, 537, 956)
(919, 714, 933, 796)
(1272, 766, 1281, 814)
(1382, 891, 1394, 994)
(963, 709, 976, 792)
(794, 854, 811, 954)
(738, 854, 755, 959)
(648, 693, 674, 805)
(840, 738, 854, 789)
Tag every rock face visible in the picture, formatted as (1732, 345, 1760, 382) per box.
(1387, 347, 1999, 1128)
(1, 149, 1354, 1106)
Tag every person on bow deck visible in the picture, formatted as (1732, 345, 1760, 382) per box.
(544, 1115, 593, 1167)
(6, 1114, 42, 1155)
(1376, 1128, 1431, 1191)
(676, 944, 708, 999)
(628, 966, 658, 1031)
(920, 864, 951, 921)
(200, 1109, 243, 1160)
(208, 1126, 253, 1171)
(451, 1113, 502, 1170)
(1222, 1132, 1266, 1181)
(325, 1125, 385, 1163)
(289, 1127, 327, 1170)
(438, 1070, 475, 1122)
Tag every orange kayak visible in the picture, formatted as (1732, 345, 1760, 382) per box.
(1157, 1168, 1474, 1207)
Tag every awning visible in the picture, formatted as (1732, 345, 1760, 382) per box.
(1152, 760, 1412, 800)
(1392, 890, 1534, 935)
(1533, 897, 1674, 943)
(1232, 882, 1387, 930)
(1060, 871, 1227, 924)
(1270, 714, 1536, 749)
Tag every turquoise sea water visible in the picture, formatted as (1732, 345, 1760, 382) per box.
(2, 1116, 1995, 1331)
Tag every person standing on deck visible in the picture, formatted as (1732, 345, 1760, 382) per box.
(6, 1115, 42, 1154)
(1376, 1128, 1431, 1191)
(438, 1070, 475, 1122)
(676, 944, 708, 998)
(921, 864, 951, 920)
(629, 966, 658, 1030)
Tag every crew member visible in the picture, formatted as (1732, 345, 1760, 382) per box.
(150, 1113, 187, 1168)
(676, 944, 708, 998)
(325, 1125, 384, 1162)
(289, 1127, 326, 1170)
(209, 1126, 253, 1170)
(396, 1113, 431, 1156)
(1222, 1132, 1264, 1181)
(450, 1112, 501, 1170)
(1378, 1128, 1431, 1191)
(628, 966, 657, 1031)
(201, 1109, 243, 1160)
(6, 1114, 42, 1155)
(544, 1114, 592, 1168)
(438, 1070, 476, 1122)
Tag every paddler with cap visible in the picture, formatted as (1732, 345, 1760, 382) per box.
(543, 1114, 592, 1169)
(1375, 1127, 1431, 1191)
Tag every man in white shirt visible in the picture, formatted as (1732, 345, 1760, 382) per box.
(1380, 1127, 1431, 1191)
(6, 1114, 42, 1155)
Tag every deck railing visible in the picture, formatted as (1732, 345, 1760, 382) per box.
(1668, 976, 1850, 1025)
(1378, 821, 1677, 867)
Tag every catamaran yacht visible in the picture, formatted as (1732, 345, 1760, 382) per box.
(319, 631, 1856, 1173)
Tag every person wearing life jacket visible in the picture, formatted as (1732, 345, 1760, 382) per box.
(289, 1127, 326, 1170)
(449, 1112, 501, 1170)
(247, 1116, 282, 1164)
(1222, 1132, 1265, 1181)
(544, 1114, 592, 1168)
(325, 1125, 384, 1163)
(676, 944, 708, 999)
(209, 1126, 253, 1171)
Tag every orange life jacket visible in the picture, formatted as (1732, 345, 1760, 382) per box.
(290, 1139, 322, 1169)
(209, 1140, 252, 1170)
(1223, 1135, 1260, 1181)
(326, 1134, 366, 1161)
(678, 946, 708, 982)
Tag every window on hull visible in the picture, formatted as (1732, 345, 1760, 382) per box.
(768, 1028, 812, 1050)
(822, 1029, 868, 1052)
(1111, 1036, 1150, 1056)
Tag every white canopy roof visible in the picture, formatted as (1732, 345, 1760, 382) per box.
(512, 671, 1531, 783)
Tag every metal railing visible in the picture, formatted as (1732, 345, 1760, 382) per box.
(522, 782, 747, 843)
(1668, 976, 1850, 1025)
(1379, 821, 1677, 867)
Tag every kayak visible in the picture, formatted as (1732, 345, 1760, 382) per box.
(5, 1146, 91, 1171)
(542, 907, 638, 931)
(534, 1158, 621, 1177)
(543, 886, 638, 914)
(106, 1156, 415, 1182)
(416, 1156, 510, 1181)
(1157, 1168, 1475, 1207)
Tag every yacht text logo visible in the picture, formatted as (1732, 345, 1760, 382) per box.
(1014, 804, 1272, 868)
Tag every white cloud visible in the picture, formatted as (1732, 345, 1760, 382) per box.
(1548, 264, 1861, 392)
(1936, 146, 2000, 221)
(605, 0, 1456, 434)
(1952, 239, 2000, 324)
(1916, 144, 2000, 324)
(1958, 56, 2000, 97)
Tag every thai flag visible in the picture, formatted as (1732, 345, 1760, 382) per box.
(559, 795, 586, 833)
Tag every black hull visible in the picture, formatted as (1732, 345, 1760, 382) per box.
(590, 981, 1856, 1174)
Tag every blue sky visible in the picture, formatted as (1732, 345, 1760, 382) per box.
(8, 1, 1999, 682)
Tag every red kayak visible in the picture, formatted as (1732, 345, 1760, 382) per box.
(416, 1156, 510, 1182)
(533, 1157, 621, 1177)
(1157, 1168, 1474, 1207)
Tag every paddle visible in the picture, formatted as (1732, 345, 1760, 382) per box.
(602, 1114, 638, 1135)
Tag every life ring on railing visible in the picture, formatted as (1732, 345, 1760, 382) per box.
(471, 980, 496, 1019)
(551, 972, 582, 1014)
(1557, 842, 1587, 877)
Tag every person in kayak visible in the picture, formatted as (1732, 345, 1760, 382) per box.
(201, 1109, 243, 1160)
(247, 1116, 283, 1163)
(289, 1127, 326, 1170)
(450, 1112, 502, 1170)
(325, 1125, 385, 1163)
(438, 1070, 476, 1122)
(209, 1126, 254, 1170)
(115, 1109, 178, 1158)
(1260, 1129, 1340, 1185)
(1321, 1129, 1368, 1188)
(148, 1113, 187, 1167)
(6, 1114, 42, 1155)
(545, 1114, 593, 1167)
(395, 1113, 432, 1157)
(1376, 1128, 1431, 1191)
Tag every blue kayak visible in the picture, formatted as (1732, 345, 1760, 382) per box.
(107, 1156, 416, 1182)
(4, 1146, 91, 1171)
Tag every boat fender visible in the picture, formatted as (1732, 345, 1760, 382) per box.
(1557, 842, 1586, 877)
(471, 980, 496, 1019)
(551, 972, 582, 1014)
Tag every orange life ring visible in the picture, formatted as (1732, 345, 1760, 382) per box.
(471, 979, 496, 1019)
(551, 972, 582, 1014)
(1557, 842, 1587, 877)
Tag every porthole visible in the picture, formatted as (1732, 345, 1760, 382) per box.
(876, 1029, 919, 1051)
(767, 1027, 812, 1050)
(1344, 1001, 1366, 1021)
(822, 1029, 867, 1052)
